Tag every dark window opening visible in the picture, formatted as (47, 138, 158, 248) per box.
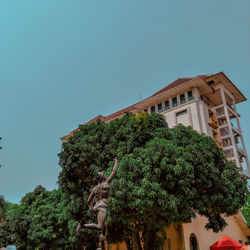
(188, 90, 194, 101)
(180, 94, 186, 104)
(172, 97, 178, 107)
(190, 234, 198, 250)
(176, 110, 187, 117)
(151, 106, 155, 113)
(165, 100, 170, 110)
(158, 103, 163, 113)
(207, 80, 215, 85)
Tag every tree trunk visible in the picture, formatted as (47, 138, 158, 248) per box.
(132, 230, 140, 250)
(143, 226, 158, 250)
(136, 232, 143, 250)
(124, 230, 133, 250)
(148, 230, 157, 250)
(124, 237, 133, 250)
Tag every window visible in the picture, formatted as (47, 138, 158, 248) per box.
(189, 234, 199, 250)
(188, 90, 194, 101)
(176, 109, 190, 126)
(172, 97, 178, 107)
(158, 103, 163, 113)
(176, 110, 187, 117)
(180, 94, 186, 104)
(207, 80, 214, 85)
(151, 106, 155, 113)
(165, 100, 170, 110)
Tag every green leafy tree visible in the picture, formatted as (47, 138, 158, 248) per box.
(0, 195, 5, 221)
(58, 112, 248, 250)
(0, 186, 84, 249)
(242, 195, 250, 227)
(0, 196, 19, 247)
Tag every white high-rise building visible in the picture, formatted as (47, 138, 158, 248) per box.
(135, 72, 249, 176)
(62, 71, 249, 176)
(62, 72, 250, 248)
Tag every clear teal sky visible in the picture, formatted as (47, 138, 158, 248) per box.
(0, 0, 249, 203)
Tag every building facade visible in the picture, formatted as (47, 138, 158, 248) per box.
(136, 72, 249, 176)
(62, 72, 250, 249)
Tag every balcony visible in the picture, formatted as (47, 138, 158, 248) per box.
(208, 117, 218, 129)
(216, 109, 225, 117)
(227, 106, 237, 119)
(220, 128, 230, 138)
(234, 137, 239, 144)
(218, 119, 227, 126)
(237, 147, 246, 157)
(219, 124, 228, 129)
(224, 150, 235, 158)
(225, 152, 235, 158)
(226, 102, 236, 113)
(231, 129, 241, 138)
(222, 138, 232, 148)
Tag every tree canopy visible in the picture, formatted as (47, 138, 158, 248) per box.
(0, 113, 247, 249)
(58, 112, 248, 249)
(0, 186, 84, 250)
(242, 195, 250, 227)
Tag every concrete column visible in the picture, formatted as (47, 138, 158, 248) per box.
(220, 87, 240, 167)
(232, 98, 250, 174)
(192, 88, 203, 133)
(192, 87, 200, 101)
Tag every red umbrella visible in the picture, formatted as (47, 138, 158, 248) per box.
(210, 235, 245, 250)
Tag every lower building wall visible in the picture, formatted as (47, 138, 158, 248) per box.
(183, 214, 249, 250)
(108, 242, 127, 250)
(107, 214, 248, 250)
(164, 224, 185, 250)
(107, 224, 185, 250)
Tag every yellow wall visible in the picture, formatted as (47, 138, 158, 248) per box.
(108, 242, 127, 250)
(107, 224, 185, 250)
(107, 214, 249, 250)
(164, 224, 185, 250)
(182, 214, 249, 250)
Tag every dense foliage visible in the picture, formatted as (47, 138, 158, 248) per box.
(0, 186, 86, 250)
(58, 112, 248, 249)
(0, 196, 19, 248)
(242, 195, 250, 227)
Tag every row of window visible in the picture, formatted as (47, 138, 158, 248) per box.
(150, 90, 194, 114)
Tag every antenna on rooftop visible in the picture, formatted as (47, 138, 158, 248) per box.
(140, 92, 142, 102)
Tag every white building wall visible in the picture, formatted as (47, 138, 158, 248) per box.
(183, 214, 249, 250)
(164, 110, 177, 128)
(176, 110, 190, 126)
(198, 100, 213, 137)
(189, 102, 202, 133)
(162, 101, 203, 133)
